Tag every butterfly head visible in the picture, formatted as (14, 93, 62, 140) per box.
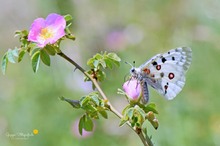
(130, 67, 141, 78)
(125, 61, 141, 78)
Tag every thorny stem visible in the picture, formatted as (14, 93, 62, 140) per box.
(57, 51, 153, 146)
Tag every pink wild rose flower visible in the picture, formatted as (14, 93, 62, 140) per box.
(123, 79, 142, 101)
(28, 13, 66, 48)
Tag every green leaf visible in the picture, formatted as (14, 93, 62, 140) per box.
(79, 96, 90, 107)
(98, 110, 108, 119)
(141, 120, 148, 132)
(40, 49, 50, 66)
(107, 53, 121, 62)
(84, 116, 93, 131)
(87, 58, 95, 68)
(93, 60, 99, 68)
(14, 30, 22, 38)
(31, 51, 41, 73)
(122, 105, 131, 115)
(12, 47, 19, 57)
(136, 106, 146, 118)
(119, 119, 128, 127)
(90, 94, 100, 105)
(30, 47, 40, 56)
(59, 96, 80, 109)
(7, 49, 16, 63)
(127, 108, 134, 119)
(104, 58, 113, 69)
(97, 70, 106, 82)
(79, 115, 85, 135)
(1, 53, 8, 75)
(94, 53, 103, 60)
(21, 30, 28, 36)
(44, 45, 56, 56)
(99, 60, 106, 68)
(144, 103, 159, 114)
(18, 49, 26, 62)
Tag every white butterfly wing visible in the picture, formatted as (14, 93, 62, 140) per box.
(140, 47, 192, 100)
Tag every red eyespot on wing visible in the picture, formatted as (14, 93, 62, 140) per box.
(168, 73, 175, 80)
(143, 68, 150, 74)
(156, 65, 161, 70)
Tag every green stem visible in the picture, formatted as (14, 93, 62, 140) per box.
(57, 51, 153, 146)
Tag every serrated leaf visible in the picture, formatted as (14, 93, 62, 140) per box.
(40, 49, 50, 66)
(122, 105, 131, 115)
(31, 51, 41, 73)
(79, 115, 85, 135)
(85, 104, 97, 113)
(30, 47, 40, 56)
(111, 60, 120, 67)
(107, 53, 121, 62)
(136, 106, 146, 118)
(90, 95, 99, 105)
(119, 119, 128, 127)
(104, 58, 113, 69)
(44, 45, 56, 56)
(99, 60, 106, 68)
(97, 70, 106, 82)
(12, 48, 19, 57)
(7, 49, 16, 63)
(87, 58, 95, 67)
(60, 97, 80, 109)
(21, 30, 28, 36)
(98, 110, 108, 119)
(79, 96, 90, 107)
(18, 49, 26, 62)
(84, 116, 93, 131)
(142, 120, 148, 132)
(93, 60, 99, 68)
(94, 53, 103, 60)
(1, 53, 8, 75)
(127, 108, 134, 119)
(144, 103, 159, 114)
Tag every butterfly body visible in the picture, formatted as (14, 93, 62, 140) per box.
(130, 47, 192, 101)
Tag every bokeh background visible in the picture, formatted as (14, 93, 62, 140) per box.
(0, 0, 220, 146)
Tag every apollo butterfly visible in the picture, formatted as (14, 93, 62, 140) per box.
(129, 47, 192, 102)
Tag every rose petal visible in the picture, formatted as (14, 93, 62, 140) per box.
(28, 18, 45, 42)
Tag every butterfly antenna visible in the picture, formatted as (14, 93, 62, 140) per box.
(133, 61, 136, 67)
(125, 61, 134, 68)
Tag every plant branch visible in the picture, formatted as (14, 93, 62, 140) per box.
(57, 51, 153, 146)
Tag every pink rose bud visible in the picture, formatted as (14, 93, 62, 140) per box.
(123, 79, 142, 102)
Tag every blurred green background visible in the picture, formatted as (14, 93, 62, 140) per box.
(1, 0, 220, 146)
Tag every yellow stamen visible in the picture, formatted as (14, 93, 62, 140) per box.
(39, 27, 54, 40)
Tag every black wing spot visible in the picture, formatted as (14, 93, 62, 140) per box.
(162, 57, 167, 63)
(152, 61, 157, 66)
(172, 56, 175, 61)
(160, 72, 164, 77)
(168, 51, 170, 54)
